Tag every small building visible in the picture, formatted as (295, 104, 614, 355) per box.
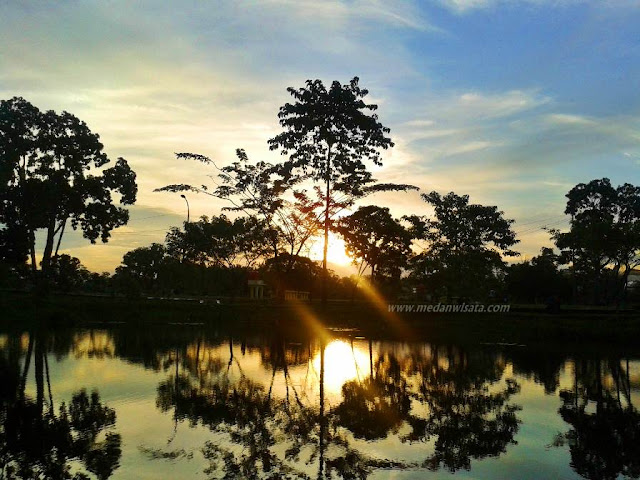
(247, 271, 266, 299)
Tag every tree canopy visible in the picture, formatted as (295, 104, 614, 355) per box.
(408, 191, 518, 299)
(336, 205, 412, 281)
(0, 97, 137, 277)
(552, 178, 640, 304)
(268, 77, 416, 301)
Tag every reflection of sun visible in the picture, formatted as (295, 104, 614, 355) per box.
(309, 233, 352, 266)
(313, 340, 370, 394)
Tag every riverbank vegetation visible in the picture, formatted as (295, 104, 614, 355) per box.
(1, 80, 639, 309)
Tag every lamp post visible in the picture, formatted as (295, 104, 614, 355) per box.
(180, 194, 190, 223)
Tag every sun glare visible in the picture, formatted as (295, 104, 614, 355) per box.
(313, 340, 371, 394)
(309, 233, 352, 266)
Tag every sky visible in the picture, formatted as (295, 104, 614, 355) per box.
(1, 0, 639, 273)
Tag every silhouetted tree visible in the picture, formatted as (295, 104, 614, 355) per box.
(268, 77, 416, 302)
(408, 191, 518, 299)
(48, 254, 90, 292)
(0, 97, 137, 281)
(336, 206, 413, 287)
(114, 243, 166, 292)
(165, 214, 269, 267)
(506, 247, 572, 304)
(552, 178, 640, 305)
(156, 149, 317, 271)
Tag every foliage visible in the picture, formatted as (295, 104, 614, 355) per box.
(156, 149, 319, 269)
(408, 191, 518, 300)
(268, 77, 416, 300)
(551, 178, 640, 305)
(48, 254, 90, 292)
(505, 248, 572, 304)
(165, 214, 270, 267)
(0, 97, 137, 277)
(114, 243, 167, 293)
(336, 205, 412, 280)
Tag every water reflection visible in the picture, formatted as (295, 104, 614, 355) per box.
(0, 329, 121, 479)
(554, 358, 640, 480)
(0, 325, 638, 479)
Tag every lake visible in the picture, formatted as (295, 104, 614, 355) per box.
(1, 320, 638, 479)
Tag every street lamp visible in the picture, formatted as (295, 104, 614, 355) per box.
(180, 194, 190, 223)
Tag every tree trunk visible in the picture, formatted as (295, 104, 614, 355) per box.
(54, 218, 67, 257)
(41, 217, 57, 275)
(29, 230, 37, 273)
(321, 148, 331, 305)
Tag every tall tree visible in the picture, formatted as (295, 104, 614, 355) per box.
(114, 243, 166, 292)
(552, 178, 640, 304)
(0, 97, 137, 278)
(408, 192, 518, 299)
(268, 77, 416, 302)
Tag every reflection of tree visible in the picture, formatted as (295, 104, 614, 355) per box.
(555, 358, 640, 480)
(153, 336, 524, 478)
(0, 329, 121, 480)
(334, 345, 411, 440)
(156, 340, 390, 479)
(508, 349, 566, 394)
(401, 346, 521, 472)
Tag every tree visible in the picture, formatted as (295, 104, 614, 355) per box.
(336, 205, 412, 285)
(552, 178, 640, 305)
(48, 254, 90, 292)
(408, 191, 518, 300)
(165, 214, 270, 267)
(114, 243, 166, 292)
(268, 77, 416, 302)
(156, 149, 319, 273)
(505, 247, 572, 304)
(0, 97, 137, 278)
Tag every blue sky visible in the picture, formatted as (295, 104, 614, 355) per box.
(1, 0, 639, 272)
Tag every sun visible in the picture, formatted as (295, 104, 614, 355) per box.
(308, 232, 352, 266)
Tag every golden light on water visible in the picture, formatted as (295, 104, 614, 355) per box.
(313, 340, 371, 394)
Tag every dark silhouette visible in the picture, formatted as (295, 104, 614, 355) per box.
(336, 205, 413, 296)
(551, 178, 640, 305)
(0, 328, 121, 479)
(407, 191, 519, 301)
(0, 97, 137, 286)
(268, 77, 417, 303)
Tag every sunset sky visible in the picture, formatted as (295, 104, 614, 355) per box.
(1, 0, 639, 272)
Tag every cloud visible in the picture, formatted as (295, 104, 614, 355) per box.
(2, 0, 639, 269)
(433, 0, 606, 13)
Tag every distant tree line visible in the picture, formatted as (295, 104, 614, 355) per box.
(1, 82, 638, 305)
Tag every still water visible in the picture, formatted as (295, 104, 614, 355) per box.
(1, 323, 638, 480)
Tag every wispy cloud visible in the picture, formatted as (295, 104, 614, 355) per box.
(2, 0, 638, 268)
